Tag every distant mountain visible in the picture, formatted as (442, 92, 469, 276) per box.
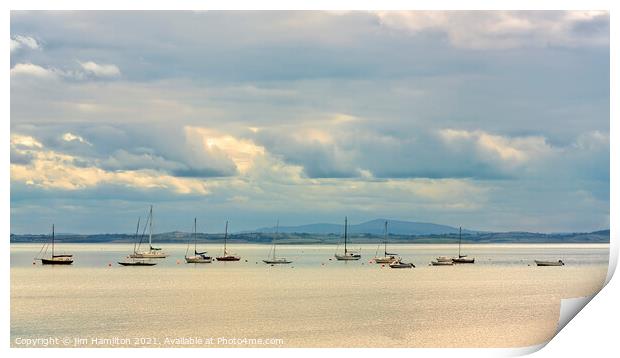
(255, 218, 477, 235)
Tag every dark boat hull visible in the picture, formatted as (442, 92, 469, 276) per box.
(263, 259, 292, 264)
(41, 258, 73, 265)
(118, 261, 157, 266)
(535, 260, 564, 266)
(216, 256, 241, 261)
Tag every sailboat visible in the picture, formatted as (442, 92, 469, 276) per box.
(216, 221, 240, 261)
(129, 205, 168, 259)
(118, 217, 158, 266)
(36, 224, 74, 265)
(185, 217, 212, 263)
(263, 220, 292, 264)
(389, 258, 415, 268)
(452, 227, 474, 263)
(431, 258, 454, 266)
(374, 220, 398, 264)
(335, 216, 361, 261)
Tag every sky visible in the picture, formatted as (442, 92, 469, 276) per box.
(10, 11, 610, 234)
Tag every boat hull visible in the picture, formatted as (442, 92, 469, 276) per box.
(374, 256, 397, 263)
(452, 258, 475, 264)
(185, 257, 212, 263)
(431, 261, 454, 266)
(263, 259, 292, 264)
(129, 252, 168, 259)
(216, 256, 240, 261)
(41, 258, 73, 265)
(535, 260, 564, 266)
(335, 254, 361, 261)
(389, 263, 415, 268)
(118, 261, 157, 266)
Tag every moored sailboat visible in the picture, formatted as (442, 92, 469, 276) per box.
(129, 205, 168, 259)
(263, 220, 292, 264)
(452, 227, 474, 264)
(216, 221, 240, 261)
(36, 224, 74, 265)
(185, 217, 212, 263)
(389, 258, 415, 269)
(335, 216, 361, 261)
(374, 220, 398, 264)
(118, 217, 158, 266)
(431, 259, 454, 266)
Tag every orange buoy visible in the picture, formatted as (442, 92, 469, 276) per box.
(176, 260, 180, 264)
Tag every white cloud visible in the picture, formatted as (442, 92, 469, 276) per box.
(375, 11, 609, 49)
(438, 129, 553, 168)
(62, 132, 92, 145)
(78, 61, 121, 78)
(10, 147, 210, 194)
(11, 134, 43, 149)
(10, 35, 40, 53)
(10, 63, 57, 79)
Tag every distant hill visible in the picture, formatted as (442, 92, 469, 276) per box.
(255, 218, 477, 235)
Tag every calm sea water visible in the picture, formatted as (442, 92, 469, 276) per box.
(11, 243, 609, 348)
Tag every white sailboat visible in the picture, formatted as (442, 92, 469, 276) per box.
(129, 205, 168, 259)
(374, 220, 398, 264)
(335, 216, 361, 261)
(185, 217, 212, 264)
(263, 220, 292, 264)
(119, 217, 158, 266)
(452, 227, 474, 263)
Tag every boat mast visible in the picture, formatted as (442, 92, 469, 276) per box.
(149, 205, 153, 249)
(224, 220, 228, 255)
(51, 224, 55, 258)
(458, 226, 462, 257)
(384, 220, 388, 256)
(133, 217, 141, 254)
(194, 217, 197, 254)
(274, 220, 279, 260)
(344, 216, 348, 254)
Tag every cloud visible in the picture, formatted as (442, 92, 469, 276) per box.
(10, 63, 57, 78)
(78, 61, 121, 78)
(10, 35, 40, 52)
(10, 146, 211, 195)
(375, 11, 609, 49)
(9, 11, 609, 233)
(437, 129, 553, 168)
(62, 132, 92, 145)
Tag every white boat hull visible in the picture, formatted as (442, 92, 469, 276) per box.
(431, 261, 454, 266)
(374, 256, 397, 263)
(130, 251, 169, 259)
(185, 256, 212, 263)
(335, 254, 361, 261)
